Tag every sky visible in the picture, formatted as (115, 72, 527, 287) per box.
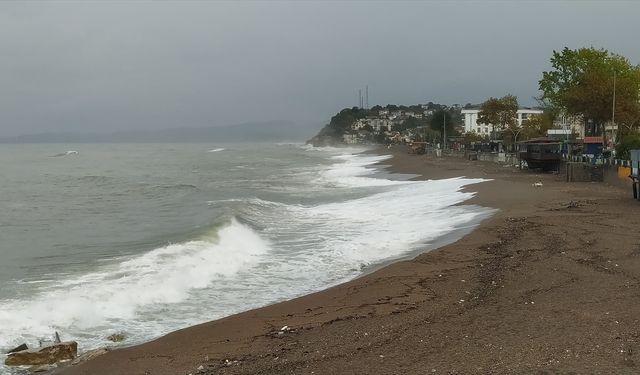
(1, 0, 639, 137)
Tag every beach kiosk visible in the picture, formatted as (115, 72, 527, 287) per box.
(583, 136, 604, 158)
(518, 138, 563, 171)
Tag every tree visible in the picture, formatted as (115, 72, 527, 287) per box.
(520, 113, 554, 141)
(462, 131, 486, 146)
(616, 134, 640, 160)
(327, 107, 369, 132)
(397, 117, 428, 131)
(477, 95, 518, 140)
(616, 103, 640, 139)
(361, 124, 374, 132)
(538, 47, 640, 137)
(429, 109, 454, 133)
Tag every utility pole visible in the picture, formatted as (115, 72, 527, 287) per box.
(443, 110, 446, 151)
(610, 70, 616, 149)
(365, 85, 369, 109)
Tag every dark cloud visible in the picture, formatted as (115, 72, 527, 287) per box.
(1, 1, 639, 136)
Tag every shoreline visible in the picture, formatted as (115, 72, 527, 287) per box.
(55, 145, 640, 375)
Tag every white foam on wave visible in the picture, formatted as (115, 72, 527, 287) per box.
(307, 178, 487, 265)
(51, 150, 79, 157)
(207, 148, 225, 153)
(228, 151, 492, 303)
(257, 177, 489, 277)
(308, 151, 490, 267)
(300, 144, 369, 154)
(0, 219, 269, 350)
(209, 172, 494, 334)
(317, 153, 406, 187)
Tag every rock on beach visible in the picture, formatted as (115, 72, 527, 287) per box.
(4, 341, 78, 366)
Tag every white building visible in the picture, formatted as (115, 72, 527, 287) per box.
(461, 109, 487, 135)
(351, 118, 393, 132)
(370, 118, 393, 132)
(553, 113, 585, 139)
(461, 107, 543, 134)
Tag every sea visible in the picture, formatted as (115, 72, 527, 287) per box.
(0, 142, 492, 372)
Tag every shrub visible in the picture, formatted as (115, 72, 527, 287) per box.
(616, 134, 640, 160)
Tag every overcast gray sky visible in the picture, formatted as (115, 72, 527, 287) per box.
(1, 0, 639, 137)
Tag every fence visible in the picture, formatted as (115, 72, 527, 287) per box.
(457, 151, 633, 189)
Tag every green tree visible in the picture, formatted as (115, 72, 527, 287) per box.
(326, 107, 369, 133)
(477, 95, 519, 140)
(397, 117, 427, 131)
(429, 110, 454, 133)
(538, 47, 640, 137)
(462, 131, 486, 146)
(361, 124, 374, 132)
(616, 133, 640, 160)
(520, 113, 554, 141)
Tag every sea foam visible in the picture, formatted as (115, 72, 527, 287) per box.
(0, 219, 269, 349)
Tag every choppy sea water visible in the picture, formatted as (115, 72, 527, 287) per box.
(0, 143, 492, 372)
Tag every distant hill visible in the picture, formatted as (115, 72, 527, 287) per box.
(0, 120, 319, 143)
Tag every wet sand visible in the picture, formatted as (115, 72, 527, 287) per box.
(56, 146, 640, 375)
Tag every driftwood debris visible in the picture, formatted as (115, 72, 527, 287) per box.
(5, 341, 78, 367)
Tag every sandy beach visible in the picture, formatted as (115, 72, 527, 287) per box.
(55, 146, 640, 375)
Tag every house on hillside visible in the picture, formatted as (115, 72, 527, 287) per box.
(370, 118, 393, 132)
(351, 118, 369, 131)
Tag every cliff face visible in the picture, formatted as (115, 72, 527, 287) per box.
(305, 123, 344, 146)
(306, 107, 371, 146)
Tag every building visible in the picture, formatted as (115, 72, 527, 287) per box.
(461, 108, 489, 135)
(351, 118, 393, 132)
(351, 119, 369, 131)
(370, 118, 393, 132)
(553, 113, 585, 139)
(516, 108, 543, 126)
(461, 107, 544, 134)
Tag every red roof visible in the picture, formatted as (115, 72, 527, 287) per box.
(583, 136, 604, 144)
